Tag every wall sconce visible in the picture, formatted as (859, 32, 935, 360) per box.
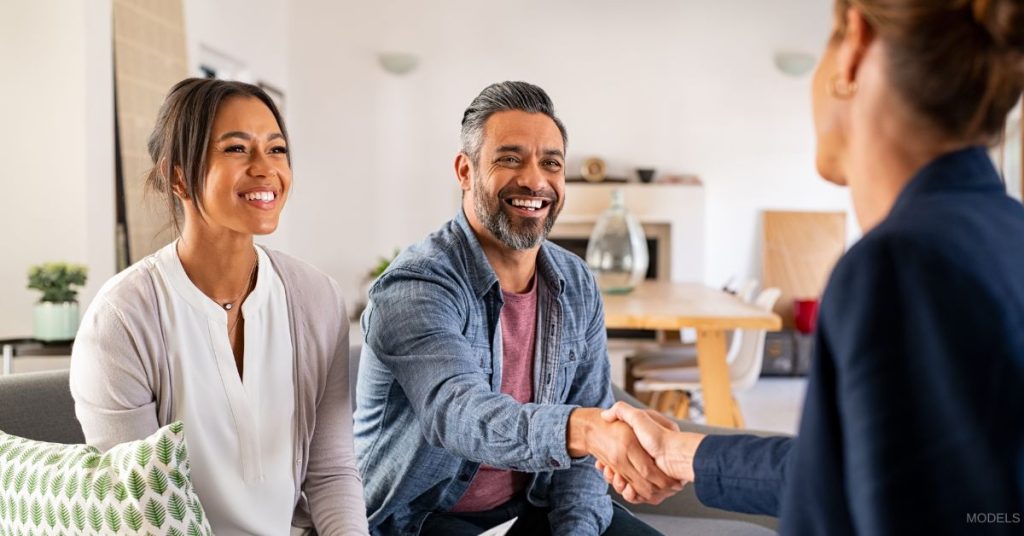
(773, 51, 817, 77)
(378, 52, 419, 76)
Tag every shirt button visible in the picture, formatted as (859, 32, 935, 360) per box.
(295, 457, 302, 466)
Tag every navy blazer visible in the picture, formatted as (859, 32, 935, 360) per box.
(693, 147, 1024, 535)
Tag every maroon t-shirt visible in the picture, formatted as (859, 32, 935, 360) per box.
(451, 276, 538, 512)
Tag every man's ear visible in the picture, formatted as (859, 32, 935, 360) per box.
(837, 7, 874, 86)
(454, 153, 473, 192)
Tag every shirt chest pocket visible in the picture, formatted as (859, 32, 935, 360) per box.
(554, 339, 588, 402)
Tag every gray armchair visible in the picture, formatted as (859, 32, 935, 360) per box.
(0, 370, 83, 444)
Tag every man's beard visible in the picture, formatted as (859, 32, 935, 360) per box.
(472, 175, 561, 251)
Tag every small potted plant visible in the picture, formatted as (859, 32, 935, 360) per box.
(351, 249, 400, 321)
(27, 262, 88, 341)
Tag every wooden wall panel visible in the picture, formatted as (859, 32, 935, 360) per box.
(761, 211, 846, 328)
(113, 0, 188, 264)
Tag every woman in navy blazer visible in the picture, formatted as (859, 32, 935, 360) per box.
(598, 0, 1024, 534)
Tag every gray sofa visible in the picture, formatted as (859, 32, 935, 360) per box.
(0, 369, 778, 535)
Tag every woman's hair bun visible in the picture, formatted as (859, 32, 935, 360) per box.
(975, 0, 1024, 51)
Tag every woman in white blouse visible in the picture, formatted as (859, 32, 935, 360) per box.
(70, 78, 369, 536)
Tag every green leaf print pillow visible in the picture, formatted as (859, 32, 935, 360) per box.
(0, 421, 213, 536)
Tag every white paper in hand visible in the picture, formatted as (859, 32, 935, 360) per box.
(477, 517, 518, 536)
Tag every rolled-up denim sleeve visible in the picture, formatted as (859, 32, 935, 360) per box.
(364, 267, 575, 472)
(546, 279, 615, 535)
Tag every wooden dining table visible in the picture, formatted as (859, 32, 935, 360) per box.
(602, 281, 782, 428)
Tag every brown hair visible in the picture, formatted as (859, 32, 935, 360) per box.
(146, 78, 289, 234)
(833, 0, 1024, 141)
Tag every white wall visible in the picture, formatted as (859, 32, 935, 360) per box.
(3, 0, 860, 336)
(183, 0, 292, 251)
(287, 0, 859, 308)
(1, 1, 115, 338)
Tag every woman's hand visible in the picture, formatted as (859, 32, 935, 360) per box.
(594, 402, 705, 503)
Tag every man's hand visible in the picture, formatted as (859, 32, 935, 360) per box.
(567, 408, 684, 504)
(594, 402, 706, 503)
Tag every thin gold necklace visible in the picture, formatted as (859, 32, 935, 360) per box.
(222, 251, 258, 311)
(226, 252, 258, 340)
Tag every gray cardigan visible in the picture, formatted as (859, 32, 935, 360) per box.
(69, 247, 369, 535)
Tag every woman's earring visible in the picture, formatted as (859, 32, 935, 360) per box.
(828, 74, 858, 99)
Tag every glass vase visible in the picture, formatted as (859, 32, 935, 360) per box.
(586, 188, 649, 294)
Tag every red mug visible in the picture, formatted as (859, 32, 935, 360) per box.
(794, 298, 819, 334)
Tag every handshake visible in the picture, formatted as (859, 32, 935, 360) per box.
(567, 402, 707, 505)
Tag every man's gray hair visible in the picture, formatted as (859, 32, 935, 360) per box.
(460, 81, 568, 165)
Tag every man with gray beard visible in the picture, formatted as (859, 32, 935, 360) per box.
(354, 81, 676, 535)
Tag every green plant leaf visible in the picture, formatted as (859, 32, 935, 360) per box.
(18, 497, 27, 524)
(148, 466, 169, 495)
(0, 495, 6, 520)
(168, 469, 187, 489)
(88, 504, 103, 532)
(64, 472, 78, 499)
(136, 443, 153, 467)
(40, 469, 53, 495)
(58, 502, 70, 528)
(176, 443, 188, 466)
(105, 504, 121, 532)
(114, 480, 128, 501)
(27, 262, 88, 303)
(144, 498, 166, 528)
(1, 465, 13, 488)
(168, 527, 184, 536)
(26, 472, 39, 494)
(45, 501, 56, 528)
(49, 471, 64, 496)
(16, 444, 32, 462)
(93, 472, 112, 499)
(30, 446, 48, 464)
(169, 422, 184, 435)
(82, 454, 99, 469)
(188, 520, 203, 536)
(123, 503, 143, 531)
(167, 493, 187, 522)
(13, 466, 26, 492)
(79, 472, 91, 500)
(72, 502, 86, 531)
(44, 451, 62, 466)
(30, 499, 41, 525)
(156, 435, 174, 466)
(189, 495, 204, 524)
(5, 444, 24, 461)
(128, 469, 146, 500)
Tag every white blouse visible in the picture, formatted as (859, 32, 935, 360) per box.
(151, 242, 296, 536)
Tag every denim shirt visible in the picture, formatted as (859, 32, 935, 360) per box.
(355, 210, 614, 536)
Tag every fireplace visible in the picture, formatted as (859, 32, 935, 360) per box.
(550, 183, 705, 283)
(549, 182, 705, 340)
